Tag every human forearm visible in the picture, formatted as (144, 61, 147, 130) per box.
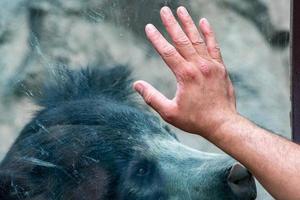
(134, 6, 298, 199)
(208, 114, 300, 200)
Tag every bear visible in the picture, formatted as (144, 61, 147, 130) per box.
(0, 66, 257, 199)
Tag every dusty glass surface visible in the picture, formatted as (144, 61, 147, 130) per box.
(0, 0, 290, 199)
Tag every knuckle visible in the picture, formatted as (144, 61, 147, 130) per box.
(198, 62, 211, 76)
(163, 112, 175, 123)
(184, 18, 194, 26)
(144, 91, 155, 105)
(161, 46, 177, 58)
(192, 40, 205, 46)
(214, 45, 221, 51)
(182, 67, 197, 80)
(205, 30, 214, 37)
(208, 45, 221, 54)
(162, 105, 178, 122)
(174, 36, 190, 47)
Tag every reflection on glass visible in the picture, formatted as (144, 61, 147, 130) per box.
(0, 0, 290, 199)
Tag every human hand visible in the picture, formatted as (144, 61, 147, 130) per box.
(134, 6, 237, 138)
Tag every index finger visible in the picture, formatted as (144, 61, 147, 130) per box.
(145, 24, 186, 77)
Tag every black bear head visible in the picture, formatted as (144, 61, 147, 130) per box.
(0, 66, 257, 200)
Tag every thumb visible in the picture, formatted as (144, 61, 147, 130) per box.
(133, 80, 171, 114)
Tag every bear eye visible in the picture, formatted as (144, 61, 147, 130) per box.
(129, 159, 154, 177)
(137, 167, 147, 176)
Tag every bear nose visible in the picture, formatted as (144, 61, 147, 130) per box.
(227, 163, 257, 200)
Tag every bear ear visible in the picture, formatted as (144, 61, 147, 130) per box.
(0, 170, 30, 200)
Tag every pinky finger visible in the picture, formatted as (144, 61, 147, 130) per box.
(199, 18, 223, 63)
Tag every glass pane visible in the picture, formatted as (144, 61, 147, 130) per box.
(0, 0, 290, 199)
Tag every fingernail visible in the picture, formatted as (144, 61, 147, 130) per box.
(134, 83, 144, 94)
(145, 24, 156, 33)
(200, 18, 210, 26)
(161, 6, 171, 16)
(178, 6, 188, 16)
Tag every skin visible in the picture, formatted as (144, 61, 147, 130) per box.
(133, 6, 300, 200)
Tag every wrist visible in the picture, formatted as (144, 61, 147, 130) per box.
(202, 112, 245, 143)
